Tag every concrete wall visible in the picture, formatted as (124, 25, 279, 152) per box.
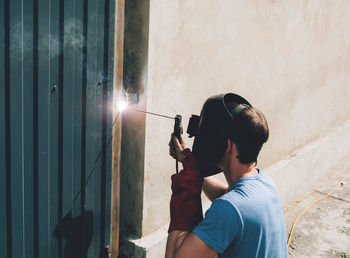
(119, 1, 350, 257)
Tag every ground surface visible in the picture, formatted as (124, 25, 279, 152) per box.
(284, 158, 350, 258)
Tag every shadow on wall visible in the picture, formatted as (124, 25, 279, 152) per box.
(119, 0, 150, 243)
(123, 0, 150, 95)
(54, 211, 93, 258)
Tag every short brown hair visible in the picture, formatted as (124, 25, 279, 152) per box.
(227, 104, 269, 164)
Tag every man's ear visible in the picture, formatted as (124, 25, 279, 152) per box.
(225, 139, 232, 154)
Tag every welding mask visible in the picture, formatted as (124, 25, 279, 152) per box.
(186, 93, 252, 177)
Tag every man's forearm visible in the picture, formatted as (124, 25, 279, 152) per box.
(203, 176, 228, 202)
(165, 230, 190, 258)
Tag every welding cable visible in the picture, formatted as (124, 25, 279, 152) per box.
(287, 172, 350, 247)
(70, 111, 121, 211)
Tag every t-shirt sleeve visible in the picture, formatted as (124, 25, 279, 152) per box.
(192, 199, 242, 254)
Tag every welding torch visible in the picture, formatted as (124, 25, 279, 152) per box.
(173, 115, 183, 173)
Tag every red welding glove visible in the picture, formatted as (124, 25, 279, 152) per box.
(168, 148, 203, 233)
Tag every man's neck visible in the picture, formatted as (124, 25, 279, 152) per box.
(225, 166, 258, 188)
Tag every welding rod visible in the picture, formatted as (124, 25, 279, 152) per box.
(127, 107, 179, 173)
(128, 108, 175, 120)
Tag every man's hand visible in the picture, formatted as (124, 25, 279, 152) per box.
(168, 151, 203, 233)
(168, 144, 203, 233)
(169, 134, 187, 162)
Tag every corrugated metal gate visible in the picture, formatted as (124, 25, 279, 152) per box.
(0, 0, 116, 257)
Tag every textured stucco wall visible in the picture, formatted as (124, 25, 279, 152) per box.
(139, 0, 350, 238)
(119, 2, 350, 254)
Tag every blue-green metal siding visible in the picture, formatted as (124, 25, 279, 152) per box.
(0, 0, 115, 257)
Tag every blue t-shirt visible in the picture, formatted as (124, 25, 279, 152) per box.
(193, 169, 288, 258)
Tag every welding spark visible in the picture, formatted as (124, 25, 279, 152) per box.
(118, 99, 128, 112)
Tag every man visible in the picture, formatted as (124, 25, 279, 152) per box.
(165, 93, 288, 258)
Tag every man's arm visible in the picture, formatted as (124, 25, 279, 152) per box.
(167, 135, 218, 257)
(203, 176, 228, 202)
(165, 231, 217, 258)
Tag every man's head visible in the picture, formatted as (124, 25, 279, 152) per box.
(189, 93, 269, 177)
(225, 103, 269, 164)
